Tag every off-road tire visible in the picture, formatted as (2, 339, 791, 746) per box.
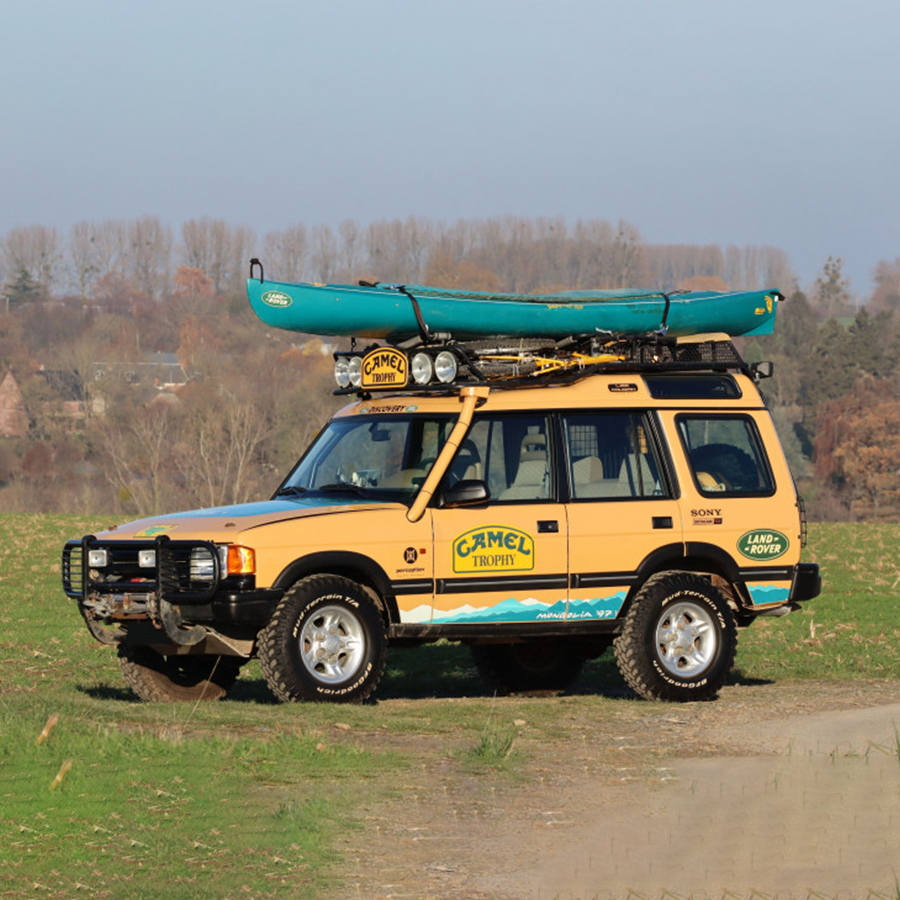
(472, 641, 585, 695)
(613, 572, 737, 702)
(118, 644, 244, 702)
(258, 574, 387, 703)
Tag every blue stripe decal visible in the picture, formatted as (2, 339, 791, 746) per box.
(431, 592, 627, 625)
(747, 583, 791, 606)
(154, 496, 371, 520)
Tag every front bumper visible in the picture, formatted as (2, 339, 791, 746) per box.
(62, 534, 283, 646)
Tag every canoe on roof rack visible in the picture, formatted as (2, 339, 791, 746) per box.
(246, 261, 782, 343)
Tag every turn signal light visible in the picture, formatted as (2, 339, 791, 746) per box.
(226, 545, 256, 575)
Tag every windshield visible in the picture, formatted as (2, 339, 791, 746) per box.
(276, 415, 454, 503)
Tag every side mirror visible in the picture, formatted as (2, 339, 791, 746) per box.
(750, 360, 774, 381)
(440, 479, 490, 508)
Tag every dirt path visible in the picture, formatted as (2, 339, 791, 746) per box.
(339, 680, 900, 899)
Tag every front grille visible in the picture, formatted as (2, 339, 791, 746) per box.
(62, 541, 85, 598)
(62, 537, 221, 603)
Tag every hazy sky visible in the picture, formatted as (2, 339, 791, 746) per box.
(1, 0, 896, 295)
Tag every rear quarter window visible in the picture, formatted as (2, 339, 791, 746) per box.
(677, 415, 774, 496)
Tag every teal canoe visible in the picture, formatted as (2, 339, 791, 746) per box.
(246, 273, 781, 342)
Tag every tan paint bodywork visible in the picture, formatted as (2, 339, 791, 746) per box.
(95, 371, 803, 623)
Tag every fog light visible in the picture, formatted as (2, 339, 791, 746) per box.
(411, 352, 433, 385)
(87, 549, 108, 567)
(138, 550, 156, 568)
(348, 356, 362, 388)
(334, 356, 350, 388)
(434, 351, 458, 383)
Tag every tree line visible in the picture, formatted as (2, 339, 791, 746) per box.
(1, 214, 898, 520)
(1, 215, 795, 303)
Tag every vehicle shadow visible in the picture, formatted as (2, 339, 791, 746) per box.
(77, 644, 773, 705)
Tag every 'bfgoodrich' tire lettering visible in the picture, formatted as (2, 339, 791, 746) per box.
(258, 574, 386, 704)
(613, 572, 737, 702)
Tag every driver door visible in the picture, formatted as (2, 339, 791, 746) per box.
(430, 413, 569, 625)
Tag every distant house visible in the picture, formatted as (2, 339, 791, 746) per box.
(92, 353, 189, 391)
(0, 369, 28, 437)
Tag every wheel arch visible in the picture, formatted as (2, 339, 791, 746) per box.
(623, 541, 744, 617)
(271, 551, 400, 625)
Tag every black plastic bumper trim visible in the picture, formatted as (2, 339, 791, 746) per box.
(790, 563, 821, 602)
(210, 589, 284, 627)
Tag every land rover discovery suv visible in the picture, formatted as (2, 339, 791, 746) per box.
(63, 336, 820, 703)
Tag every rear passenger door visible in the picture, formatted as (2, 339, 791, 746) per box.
(430, 413, 569, 625)
(564, 410, 683, 620)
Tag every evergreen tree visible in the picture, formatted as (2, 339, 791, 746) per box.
(3, 263, 45, 308)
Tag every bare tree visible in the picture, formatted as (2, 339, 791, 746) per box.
(181, 218, 253, 294)
(92, 220, 128, 284)
(3, 226, 63, 292)
(338, 219, 362, 279)
(69, 221, 101, 298)
(262, 225, 308, 282)
(230, 225, 256, 289)
(174, 389, 271, 507)
(99, 401, 177, 516)
(126, 216, 172, 298)
(310, 224, 338, 282)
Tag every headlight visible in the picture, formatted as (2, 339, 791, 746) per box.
(87, 549, 108, 567)
(434, 351, 458, 384)
(334, 357, 350, 388)
(411, 352, 433, 385)
(190, 547, 216, 581)
(348, 356, 362, 388)
(138, 550, 156, 568)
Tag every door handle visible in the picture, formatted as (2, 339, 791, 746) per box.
(652, 516, 673, 529)
(537, 520, 559, 533)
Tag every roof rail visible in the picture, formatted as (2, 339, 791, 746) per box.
(332, 334, 752, 395)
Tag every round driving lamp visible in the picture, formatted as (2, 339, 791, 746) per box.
(434, 350, 458, 384)
(334, 356, 350, 388)
(411, 352, 433, 385)
(348, 356, 362, 388)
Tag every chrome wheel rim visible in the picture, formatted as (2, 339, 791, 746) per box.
(655, 601, 717, 677)
(299, 605, 366, 684)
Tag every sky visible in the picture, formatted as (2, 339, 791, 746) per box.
(1, 0, 897, 296)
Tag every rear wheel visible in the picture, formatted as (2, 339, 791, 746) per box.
(258, 574, 387, 703)
(118, 645, 244, 702)
(613, 572, 737, 702)
(472, 641, 584, 695)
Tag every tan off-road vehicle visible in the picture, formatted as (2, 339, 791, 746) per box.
(63, 336, 819, 703)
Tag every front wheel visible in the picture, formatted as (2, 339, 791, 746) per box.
(118, 645, 244, 702)
(613, 572, 737, 702)
(258, 575, 387, 703)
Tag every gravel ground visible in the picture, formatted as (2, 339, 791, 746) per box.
(337, 679, 900, 900)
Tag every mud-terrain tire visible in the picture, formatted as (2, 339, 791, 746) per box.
(472, 641, 584, 695)
(258, 575, 387, 703)
(118, 645, 244, 702)
(613, 572, 737, 702)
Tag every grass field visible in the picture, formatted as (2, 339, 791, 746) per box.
(1, 515, 898, 898)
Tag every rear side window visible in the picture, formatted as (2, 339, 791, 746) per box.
(678, 415, 774, 496)
(563, 411, 670, 500)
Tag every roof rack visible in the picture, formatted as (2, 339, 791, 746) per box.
(332, 332, 760, 395)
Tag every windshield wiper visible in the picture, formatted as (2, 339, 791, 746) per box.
(275, 485, 309, 497)
(315, 482, 368, 497)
